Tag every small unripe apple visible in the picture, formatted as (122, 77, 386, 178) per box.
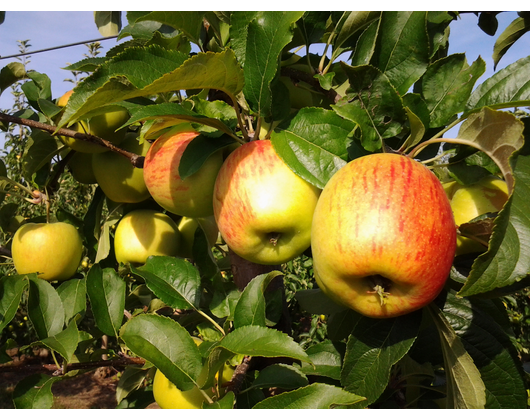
(68, 152, 97, 184)
(114, 209, 181, 265)
(214, 140, 321, 265)
(443, 176, 509, 256)
(12, 222, 83, 281)
(92, 133, 151, 203)
(143, 131, 224, 217)
(176, 216, 219, 259)
(56, 90, 129, 154)
(312, 153, 456, 318)
(153, 337, 234, 409)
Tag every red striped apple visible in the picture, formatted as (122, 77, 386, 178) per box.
(143, 131, 223, 217)
(312, 153, 456, 318)
(213, 140, 321, 265)
(12, 222, 83, 281)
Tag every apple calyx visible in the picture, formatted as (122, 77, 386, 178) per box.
(268, 232, 281, 246)
(367, 275, 392, 306)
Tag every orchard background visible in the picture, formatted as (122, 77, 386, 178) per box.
(0, 10, 529, 409)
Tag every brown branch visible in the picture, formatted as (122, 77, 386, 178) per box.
(0, 356, 145, 375)
(225, 356, 252, 396)
(280, 67, 342, 104)
(0, 112, 144, 168)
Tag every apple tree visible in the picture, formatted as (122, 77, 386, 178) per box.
(1, 11, 530, 409)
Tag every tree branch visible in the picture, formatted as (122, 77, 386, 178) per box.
(0, 112, 144, 168)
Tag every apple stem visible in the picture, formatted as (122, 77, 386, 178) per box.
(372, 284, 390, 306)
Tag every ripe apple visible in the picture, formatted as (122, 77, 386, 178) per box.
(92, 132, 151, 203)
(143, 131, 223, 217)
(213, 140, 321, 265)
(443, 176, 509, 256)
(176, 216, 219, 259)
(153, 337, 234, 409)
(311, 153, 456, 318)
(56, 90, 129, 154)
(12, 222, 83, 281)
(113, 209, 181, 265)
(68, 151, 97, 184)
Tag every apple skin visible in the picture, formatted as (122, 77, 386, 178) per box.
(143, 131, 223, 218)
(12, 222, 83, 281)
(68, 152, 97, 184)
(443, 176, 508, 256)
(213, 140, 321, 265)
(114, 209, 181, 265)
(153, 337, 234, 409)
(176, 216, 219, 259)
(56, 90, 129, 154)
(92, 132, 151, 203)
(311, 153, 456, 319)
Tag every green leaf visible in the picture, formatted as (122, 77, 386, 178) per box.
(0, 275, 28, 332)
(350, 19, 380, 66)
(120, 313, 203, 391)
(466, 55, 530, 113)
(253, 383, 365, 409)
(452, 107, 524, 193)
(203, 391, 235, 409)
(295, 288, 348, 316)
(94, 11, 122, 36)
(333, 11, 381, 53)
(219, 325, 311, 363)
(116, 366, 150, 405)
(249, 364, 308, 391)
(442, 293, 527, 408)
(243, 11, 304, 117)
(22, 130, 64, 180)
(56, 279, 87, 325)
(28, 276, 65, 339)
(0, 62, 27, 95)
(228, 11, 261, 67)
(458, 154, 530, 296)
(12, 374, 60, 409)
(493, 15, 530, 70)
(333, 64, 407, 152)
(131, 256, 201, 310)
(341, 310, 422, 407)
(37, 319, 79, 363)
(86, 264, 126, 337)
(233, 271, 283, 329)
(125, 102, 235, 137)
(420, 54, 485, 127)
(179, 134, 234, 179)
(427, 303, 486, 409)
(299, 340, 346, 380)
(60, 48, 244, 126)
(370, 11, 429, 95)
(270, 108, 355, 189)
(131, 11, 204, 45)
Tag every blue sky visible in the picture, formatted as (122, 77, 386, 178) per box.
(1, 11, 529, 144)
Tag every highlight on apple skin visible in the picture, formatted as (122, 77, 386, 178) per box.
(213, 139, 321, 265)
(143, 131, 224, 218)
(311, 153, 457, 319)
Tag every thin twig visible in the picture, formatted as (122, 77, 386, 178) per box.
(0, 112, 144, 168)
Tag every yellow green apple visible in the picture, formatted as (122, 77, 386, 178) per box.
(56, 90, 129, 153)
(311, 153, 456, 318)
(153, 337, 234, 409)
(213, 139, 321, 265)
(113, 209, 181, 265)
(68, 151, 97, 184)
(143, 131, 223, 217)
(92, 132, 151, 203)
(176, 216, 219, 259)
(12, 222, 83, 281)
(443, 176, 509, 256)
